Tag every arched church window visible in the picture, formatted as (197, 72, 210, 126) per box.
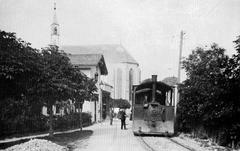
(117, 68, 122, 99)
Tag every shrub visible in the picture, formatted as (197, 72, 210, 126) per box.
(53, 112, 92, 130)
(0, 112, 92, 139)
(82, 112, 92, 126)
(0, 114, 48, 138)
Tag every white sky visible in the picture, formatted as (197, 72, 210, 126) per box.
(0, 0, 240, 81)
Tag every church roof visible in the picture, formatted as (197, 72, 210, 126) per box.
(61, 44, 139, 66)
(68, 54, 108, 75)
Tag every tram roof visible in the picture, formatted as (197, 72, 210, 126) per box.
(136, 80, 172, 92)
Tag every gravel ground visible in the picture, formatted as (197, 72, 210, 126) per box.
(142, 136, 190, 151)
(1, 139, 68, 151)
(73, 119, 147, 151)
(0, 130, 93, 151)
(171, 134, 239, 151)
(1, 120, 238, 151)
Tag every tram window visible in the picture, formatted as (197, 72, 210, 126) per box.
(135, 95, 143, 104)
(155, 91, 166, 105)
(135, 93, 150, 104)
(165, 91, 172, 106)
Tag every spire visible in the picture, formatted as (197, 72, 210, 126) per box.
(50, 1, 60, 46)
(54, 2, 56, 10)
(52, 2, 58, 25)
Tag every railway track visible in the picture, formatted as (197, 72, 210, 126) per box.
(167, 138, 197, 151)
(137, 136, 197, 151)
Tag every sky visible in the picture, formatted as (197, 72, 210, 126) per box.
(0, 0, 240, 81)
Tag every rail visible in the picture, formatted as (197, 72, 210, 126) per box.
(137, 136, 196, 151)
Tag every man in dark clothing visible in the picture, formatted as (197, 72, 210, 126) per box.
(120, 110, 126, 130)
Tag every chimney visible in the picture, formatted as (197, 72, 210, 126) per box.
(152, 75, 157, 102)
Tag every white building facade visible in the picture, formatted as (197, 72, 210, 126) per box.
(67, 54, 108, 122)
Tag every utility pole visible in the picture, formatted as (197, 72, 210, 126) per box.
(177, 30, 185, 83)
(175, 31, 185, 123)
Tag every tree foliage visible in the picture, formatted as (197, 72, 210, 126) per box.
(0, 31, 44, 136)
(69, 67, 97, 106)
(0, 31, 42, 103)
(68, 67, 97, 130)
(178, 41, 240, 146)
(0, 30, 97, 137)
(110, 98, 131, 109)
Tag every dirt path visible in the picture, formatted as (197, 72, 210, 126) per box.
(73, 119, 147, 151)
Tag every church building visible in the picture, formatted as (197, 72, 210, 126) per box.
(62, 45, 141, 106)
(46, 2, 141, 119)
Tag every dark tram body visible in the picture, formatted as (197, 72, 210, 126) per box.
(132, 75, 177, 136)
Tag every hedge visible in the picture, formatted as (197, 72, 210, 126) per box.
(0, 112, 92, 139)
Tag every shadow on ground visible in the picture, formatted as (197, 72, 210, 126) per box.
(0, 130, 93, 151)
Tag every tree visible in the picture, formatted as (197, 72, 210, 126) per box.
(37, 46, 75, 137)
(0, 30, 42, 101)
(178, 44, 230, 134)
(0, 30, 44, 135)
(68, 67, 97, 130)
(178, 41, 240, 146)
(111, 98, 131, 109)
(223, 36, 240, 146)
(0, 30, 98, 137)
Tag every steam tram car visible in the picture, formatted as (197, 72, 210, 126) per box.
(132, 75, 177, 136)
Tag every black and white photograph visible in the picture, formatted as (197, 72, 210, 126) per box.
(0, 0, 240, 150)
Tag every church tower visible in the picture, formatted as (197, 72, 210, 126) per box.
(50, 2, 60, 46)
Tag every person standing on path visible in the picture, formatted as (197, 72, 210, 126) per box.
(120, 109, 127, 130)
(110, 109, 114, 125)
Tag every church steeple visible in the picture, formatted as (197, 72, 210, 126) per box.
(50, 2, 60, 46)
